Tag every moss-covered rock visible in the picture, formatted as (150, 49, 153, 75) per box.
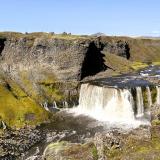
(102, 126, 160, 160)
(150, 86, 157, 104)
(43, 141, 97, 160)
(0, 76, 49, 128)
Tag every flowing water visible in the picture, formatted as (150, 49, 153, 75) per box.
(136, 87, 144, 117)
(69, 83, 159, 128)
(146, 86, 152, 108)
(156, 86, 160, 105)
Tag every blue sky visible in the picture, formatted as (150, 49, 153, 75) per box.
(0, 0, 160, 36)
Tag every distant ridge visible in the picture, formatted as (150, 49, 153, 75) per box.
(91, 32, 106, 37)
(137, 36, 160, 39)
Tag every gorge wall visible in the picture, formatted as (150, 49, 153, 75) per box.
(0, 32, 160, 127)
(0, 33, 132, 107)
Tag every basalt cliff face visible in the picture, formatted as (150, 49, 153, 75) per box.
(0, 35, 130, 81)
(0, 32, 160, 128)
(0, 33, 131, 106)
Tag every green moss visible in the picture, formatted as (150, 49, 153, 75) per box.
(152, 120, 160, 126)
(103, 53, 150, 74)
(18, 71, 43, 102)
(105, 126, 160, 159)
(130, 62, 148, 71)
(152, 61, 160, 66)
(105, 149, 121, 159)
(0, 78, 49, 128)
(92, 146, 98, 160)
(104, 53, 132, 74)
(40, 83, 64, 102)
(0, 32, 23, 39)
(150, 86, 157, 104)
(142, 87, 149, 110)
(0, 31, 87, 41)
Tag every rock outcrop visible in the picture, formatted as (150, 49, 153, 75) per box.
(0, 33, 132, 109)
(0, 32, 160, 128)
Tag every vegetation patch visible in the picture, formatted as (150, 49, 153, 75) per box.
(104, 126, 160, 160)
(0, 77, 49, 128)
(130, 61, 148, 70)
(150, 86, 157, 104)
(44, 141, 97, 160)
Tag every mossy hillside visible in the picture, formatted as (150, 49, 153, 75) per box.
(0, 78, 49, 128)
(18, 70, 42, 102)
(127, 38, 160, 62)
(104, 52, 150, 74)
(0, 32, 88, 42)
(40, 82, 64, 102)
(18, 70, 60, 103)
(104, 53, 132, 73)
(130, 61, 148, 70)
(152, 61, 160, 66)
(39, 81, 79, 107)
(101, 36, 160, 62)
(18, 70, 79, 107)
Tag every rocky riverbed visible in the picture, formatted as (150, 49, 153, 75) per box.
(0, 109, 156, 160)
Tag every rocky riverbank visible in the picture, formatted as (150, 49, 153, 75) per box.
(0, 126, 44, 159)
(0, 106, 159, 160)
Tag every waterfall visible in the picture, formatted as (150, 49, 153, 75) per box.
(43, 102, 50, 111)
(136, 87, 144, 117)
(70, 83, 152, 128)
(2, 121, 6, 130)
(53, 101, 58, 108)
(146, 86, 152, 108)
(63, 101, 69, 108)
(156, 86, 160, 105)
(75, 83, 135, 123)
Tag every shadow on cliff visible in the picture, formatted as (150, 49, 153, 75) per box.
(0, 38, 6, 56)
(80, 42, 107, 80)
(125, 44, 130, 59)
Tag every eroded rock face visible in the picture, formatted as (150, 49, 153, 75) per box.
(102, 40, 130, 59)
(1, 37, 90, 80)
(0, 35, 131, 81)
(0, 34, 131, 107)
(0, 38, 6, 56)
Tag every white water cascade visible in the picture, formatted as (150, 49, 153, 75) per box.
(136, 87, 144, 117)
(146, 86, 152, 108)
(71, 83, 153, 128)
(156, 86, 160, 105)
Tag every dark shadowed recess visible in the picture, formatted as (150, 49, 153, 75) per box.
(125, 44, 130, 59)
(0, 38, 6, 56)
(80, 42, 107, 80)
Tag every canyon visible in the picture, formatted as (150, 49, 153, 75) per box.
(0, 32, 160, 159)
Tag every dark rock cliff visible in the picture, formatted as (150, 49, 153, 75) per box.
(0, 33, 160, 107)
(0, 33, 132, 109)
(0, 35, 131, 80)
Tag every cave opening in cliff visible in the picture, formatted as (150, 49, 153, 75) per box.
(80, 42, 107, 80)
(0, 38, 6, 56)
